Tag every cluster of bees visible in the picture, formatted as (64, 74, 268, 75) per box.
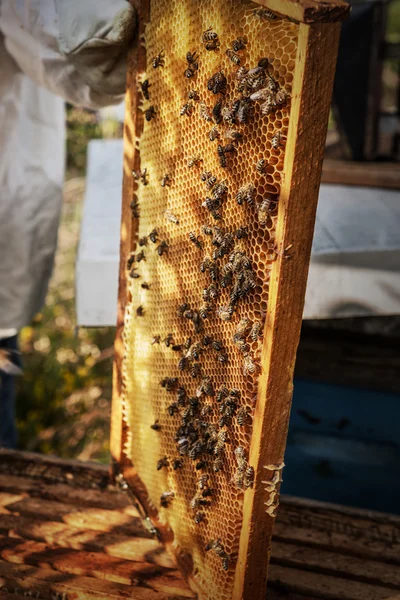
(129, 6, 288, 571)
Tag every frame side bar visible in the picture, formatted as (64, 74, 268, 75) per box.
(253, 0, 349, 24)
(232, 21, 342, 600)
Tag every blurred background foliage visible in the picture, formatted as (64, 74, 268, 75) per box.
(16, 105, 122, 463)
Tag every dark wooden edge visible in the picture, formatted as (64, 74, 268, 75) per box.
(254, 0, 350, 24)
(321, 158, 400, 189)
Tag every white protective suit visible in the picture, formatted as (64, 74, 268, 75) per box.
(0, 0, 136, 333)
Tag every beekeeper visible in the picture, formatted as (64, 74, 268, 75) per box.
(0, 0, 137, 448)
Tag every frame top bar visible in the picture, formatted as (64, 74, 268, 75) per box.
(255, 0, 350, 23)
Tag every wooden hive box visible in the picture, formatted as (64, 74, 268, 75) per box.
(110, 0, 350, 598)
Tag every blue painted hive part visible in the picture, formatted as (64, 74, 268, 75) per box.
(283, 379, 400, 514)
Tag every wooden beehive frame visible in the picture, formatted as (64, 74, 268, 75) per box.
(111, 1, 348, 598)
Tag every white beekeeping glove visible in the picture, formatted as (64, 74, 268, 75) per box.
(0, 0, 137, 108)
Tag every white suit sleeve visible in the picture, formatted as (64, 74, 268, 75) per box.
(0, 0, 137, 108)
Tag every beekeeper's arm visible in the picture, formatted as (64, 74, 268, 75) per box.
(0, 0, 137, 108)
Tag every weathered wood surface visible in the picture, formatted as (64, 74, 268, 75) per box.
(321, 159, 400, 190)
(0, 451, 399, 599)
(296, 319, 400, 394)
(254, 0, 350, 24)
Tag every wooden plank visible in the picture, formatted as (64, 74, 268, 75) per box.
(0, 514, 174, 568)
(0, 538, 193, 598)
(0, 450, 109, 490)
(271, 540, 400, 589)
(233, 21, 342, 600)
(3, 496, 146, 537)
(0, 474, 130, 511)
(253, 0, 349, 24)
(0, 560, 191, 600)
(268, 565, 398, 600)
(321, 159, 400, 190)
(296, 321, 400, 394)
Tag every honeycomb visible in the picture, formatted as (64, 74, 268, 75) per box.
(121, 2, 298, 598)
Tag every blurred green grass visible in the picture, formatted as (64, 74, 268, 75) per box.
(16, 106, 120, 463)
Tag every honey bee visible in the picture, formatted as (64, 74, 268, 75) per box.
(260, 97, 274, 116)
(126, 253, 135, 270)
(140, 79, 151, 100)
(184, 67, 197, 78)
(188, 89, 200, 100)
(235, 226, 248, 239)
(212, 100, 223, 124)
(244, 465, 255, 489)
(257, 197, 274, 225)
(173, 459, 183, 470)
(199, 104, 212, 123)
(220, 265, 233, 288)
(250, 320, 263, 342)
(129, 267, 140, 279)
(151, 420, 161, 431)
(172, 344, 182, 352)
(217, 144, 227, 168)
(163, 333, 174, 347)
(177, 303, 189, 317)
(256, 158, 268, 174)
(271, 132, 285, 149)
(236, 183, 256, 206)
(151, 335, 161, 345)
(149, 229, 158, 243)
(141, 282, 150, 290)
(160, 491, 174, 507)
(237, 98, 252, 124)
(157, 240, 169, 256)
(225, 128, 242, 142)
(200, 171, 212, 183)
(222, 556, 230, 571)
(201, 27, 220, 51)
(130, 199, 139, 219)
(253, 7, 277, 20)
(132, 168, 149, 186)
(208, 71, 227, 95)
(221, 105, 237, 125)
(199, 303, 213, 319)
(138, 236, 148, 247)
(212, 180, 228, 199)
(217, 386, 229, 403)
(157, 456, 169, 470)
(243, 353, 258, 376)
(160, 376, 178, 391)
(180, 102, 194, 117)
(213, 456, 223, 472)
(165, 209, 179, 224)
(190, 362, 201, 378)
(186, 50, 199, 65)
(136, 250, 146, 262)
(187, 155, 203, 168)
(167, 403, 179, 416)
(145, 106, 156, 121)
(217, 305, 234, 321)
(258, 57, 272, 70)
(216, 351, 228, 364)
(177, 386, 187, 406)
(237, 406, 251, 427)
(198, 474, 209, 490)
(194, 511, 205, 524)
(136, 305, 144, 317)
(152, 50, 165, 68)
(231, 37, 246, 52)
(161, 173, 171, 187)
(208, 125, 220, 141)
(226, 48, 241, 65)
(189, 232, 202, 249)
(234, 317, 252, 339)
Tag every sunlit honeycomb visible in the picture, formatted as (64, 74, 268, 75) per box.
(121, 1, 298, 598)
